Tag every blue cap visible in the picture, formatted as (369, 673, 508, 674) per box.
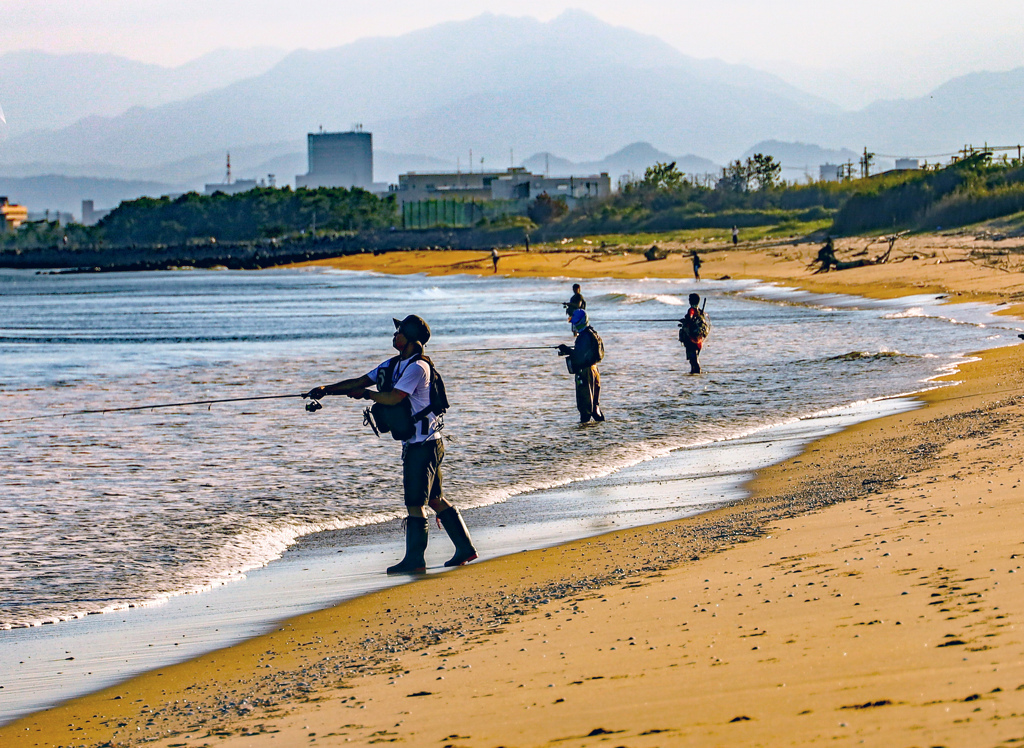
(570, 309, 589, 333)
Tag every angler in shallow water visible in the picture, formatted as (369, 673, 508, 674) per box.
(678, 293, 710, 374)
(563, 283, 586, 321)
(304, 315, 477, 575)
(558, 309, 605, 423)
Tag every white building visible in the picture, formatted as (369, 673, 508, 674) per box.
(819, 163, 843, 182)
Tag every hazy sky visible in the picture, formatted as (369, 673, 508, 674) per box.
(3, 1, 1023, 105)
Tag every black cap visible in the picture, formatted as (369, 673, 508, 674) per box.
(393, 314, 431, 344)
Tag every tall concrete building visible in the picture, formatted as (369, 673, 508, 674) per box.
(296, 130, 374, 190)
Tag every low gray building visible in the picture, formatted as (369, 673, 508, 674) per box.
(203, 179, 258, 196)
(395, 167, 610, 206)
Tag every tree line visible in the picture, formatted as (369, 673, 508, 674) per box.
(5, 153, 1024, 254)
(99, 186, 398, 245)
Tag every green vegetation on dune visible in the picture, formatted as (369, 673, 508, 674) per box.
(541, 152, 1024, 240)
(828, 152, 1024, 233)
(99, 186, 398, 245)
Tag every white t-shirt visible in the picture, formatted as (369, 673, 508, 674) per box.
(366, 356, 440, 443)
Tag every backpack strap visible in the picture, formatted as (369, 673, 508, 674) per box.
(377, 355, 401, 392)
(410, 358, 440, 436)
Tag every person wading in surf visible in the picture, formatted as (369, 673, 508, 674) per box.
(563, 283, 586, 321)
(304, 315, 477, 574)
(679, 293, 710, 374)
(558, 309, 605, 423)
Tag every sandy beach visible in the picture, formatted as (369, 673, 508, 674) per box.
(4, 235, 1024, 747)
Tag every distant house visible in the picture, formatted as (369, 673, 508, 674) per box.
(0, 197, 28, 232)
(819, 163, 843, 182)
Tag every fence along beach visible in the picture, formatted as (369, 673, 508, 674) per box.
(3, 235, 1024, 746)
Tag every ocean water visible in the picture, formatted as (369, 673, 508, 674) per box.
(0, 267, 1020, 635)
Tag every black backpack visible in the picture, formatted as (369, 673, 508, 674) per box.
(679, 309, 710, 343)
(368, 354, 448, 441)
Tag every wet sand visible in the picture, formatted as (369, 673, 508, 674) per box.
(5, 236, 1024, 747)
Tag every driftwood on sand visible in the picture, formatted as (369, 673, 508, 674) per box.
(812, 231, 908, 273)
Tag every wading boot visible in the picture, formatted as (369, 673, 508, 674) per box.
(387, 516, 428, 575)
(437, 507, 478, 567)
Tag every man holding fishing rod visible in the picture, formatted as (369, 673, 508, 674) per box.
(303, 314, 477, 575)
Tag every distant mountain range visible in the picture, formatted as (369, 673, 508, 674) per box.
(0, 48, 288, 138)
(521, 143, 718, 183)
(741, 141, 863, 176)
(0, 11, 838, 170)
(2, 11, 1022, 214)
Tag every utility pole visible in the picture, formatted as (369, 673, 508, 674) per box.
(859, 147, 874, 179)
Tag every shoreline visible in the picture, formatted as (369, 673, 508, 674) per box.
(289, 233, 1024, 314)
(4, 242, 1024, 746)
(0, 383, 920, 726)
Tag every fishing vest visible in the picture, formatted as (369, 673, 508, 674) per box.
(566, 327, 604, 373)
(369, 354, 448, 441)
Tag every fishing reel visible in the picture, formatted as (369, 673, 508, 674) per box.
(305, 398, 323, 413)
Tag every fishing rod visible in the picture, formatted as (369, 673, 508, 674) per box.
(1, 337, 606, 425)
(432, 344, 560, 353)
(0, 393, 306, 425)
(629, 299, 706, 323)
(0, 347, 562, 424)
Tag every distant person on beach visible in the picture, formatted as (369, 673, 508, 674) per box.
(732, 226, 739, 246)
(815, 237, 837, 273)
(491, 248, 499, 273)
(564, 283, 586, 320)
(558, 309, 605, 423)
(679, 293, 710, 374)
(303, 315, 477, 575)
(691, 250, 702, 281)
